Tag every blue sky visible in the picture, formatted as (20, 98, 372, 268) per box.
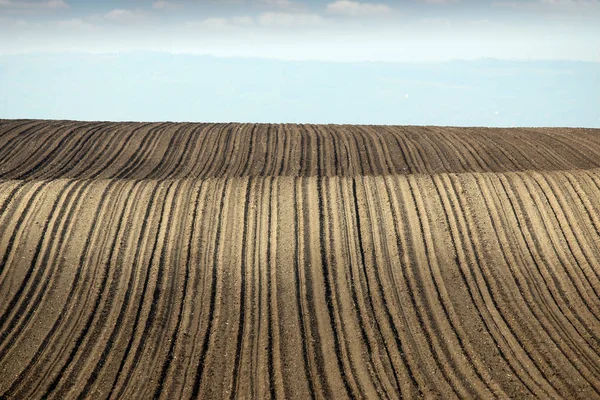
(0, 1, 599, 126)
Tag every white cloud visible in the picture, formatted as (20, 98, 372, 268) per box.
(187, 16, 254, 30)
(260, 0, 292, 5)
(152, 1, 180, 10)
(539, 0, 598, 4)
(421, 0, 458, 4)
(493, 0, 600, 10)
(326, 1, 391, 16)
(104, 9, 146, 22)
(257, 12, 327, 27)
(257, 0, 307, 11)
(55, 17, 94, 30)
(188, 11, 326, 30)
(0, 0, 68, 9)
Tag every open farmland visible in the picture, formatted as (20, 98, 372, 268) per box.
(1, 120, 600, 399)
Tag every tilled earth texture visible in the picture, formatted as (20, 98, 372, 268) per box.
(1, 120, 600, 399)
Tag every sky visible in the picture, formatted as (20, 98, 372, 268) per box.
(1, 0, 599, 61)
(0, 0, 599, 126)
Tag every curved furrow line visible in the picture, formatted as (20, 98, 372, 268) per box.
(328, 126, 354, 176)
(15, 123, 105, 180)
(0, 120, 63, 164)
(223, 123, 248, 177)
(0, 120, 47, 157)
(0, 180, 29, 230)
(166, 180, 216, 398)
(176, 123, 217, 179)
(31, 181, 141, 398)
(276, 125, 291, 176)
(562, 170, 600, 246)
(143, 123, 194, 179)
(546, 171, 600, 282)
(0, 180, 74, 318)
(267, 125, 282, 176)
(417, 128, 474, 173)
(512, 175, 600, 375)
(72, 180, 161, 398)
(389, 174, 461, 397)
(525, 128, 600, 170)
(493, 173, 600, 396)
(195, 124, 230, 178)
(348, 127, 378, 176)
(189, 180, 230, 398)
(467, 172, 600, 396)
(485, 128, 550, 172)
(531, 173, 600, 354)
(228, 179, 254, 399)
(458, 128, 522, 172)
(447, 172, 556, 395)
(0, 119, 38, 141)
(4, 122, 96, 179)
(298, 176, 336, 397)
(472, 172, 573, 395)
(209, 124, 238, 178)
(236, 124, 259, 177)
(0, 179, 122, 398)
(467, 129, 529, 172)
(82, 122, 158, 180)
(238, 177, 266, 399)
(532, 172, 600, 303)
(303, 177, 353, 396)
(350, 127, 385, 176)
(34, 122, 120, 180)
(513, 173, 600, 326)
(330, 177, 394, 398)
(453, 172, 597, 397)
(352, 177, 424, 397)
(438, 127, 500, 172)
(140, 178, 197, 397)
(290, 177, 319, 399)
(112, 123, 173, 180)
(380, 174, 450, 396)
(175, 124, 214, 179)
(513, 129, 576, 171)
(392, 127, 434, 175)
(0, 179, 92, 365)
(59, 123, 134, 179)
(266, 178, 282, 399)
(35, 181, 142, 398)
(386, 174, 467, 397)
(404, 175, 489, 398)
(375, 127, 413, 174)
(314, 131, 367, 396)
(442, 172, 562, 397)
(8, 179, 132, 399)
(425, 174, 511, 397)
(258, 125, 276, 177)
(321, 178, 373, 399)
(127, 180, 192, 399)
(102, 180, 179, 399)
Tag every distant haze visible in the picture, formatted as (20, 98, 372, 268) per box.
(0, 54, 598, 127)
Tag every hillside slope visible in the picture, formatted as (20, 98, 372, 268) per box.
(1, 121, 600, 399)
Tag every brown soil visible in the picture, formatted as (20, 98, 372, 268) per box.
(1, 120, 600, 399)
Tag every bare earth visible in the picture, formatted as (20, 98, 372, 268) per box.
(1, 120, 600, 399)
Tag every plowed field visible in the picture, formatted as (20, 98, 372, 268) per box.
(1, 120, 600, 399)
